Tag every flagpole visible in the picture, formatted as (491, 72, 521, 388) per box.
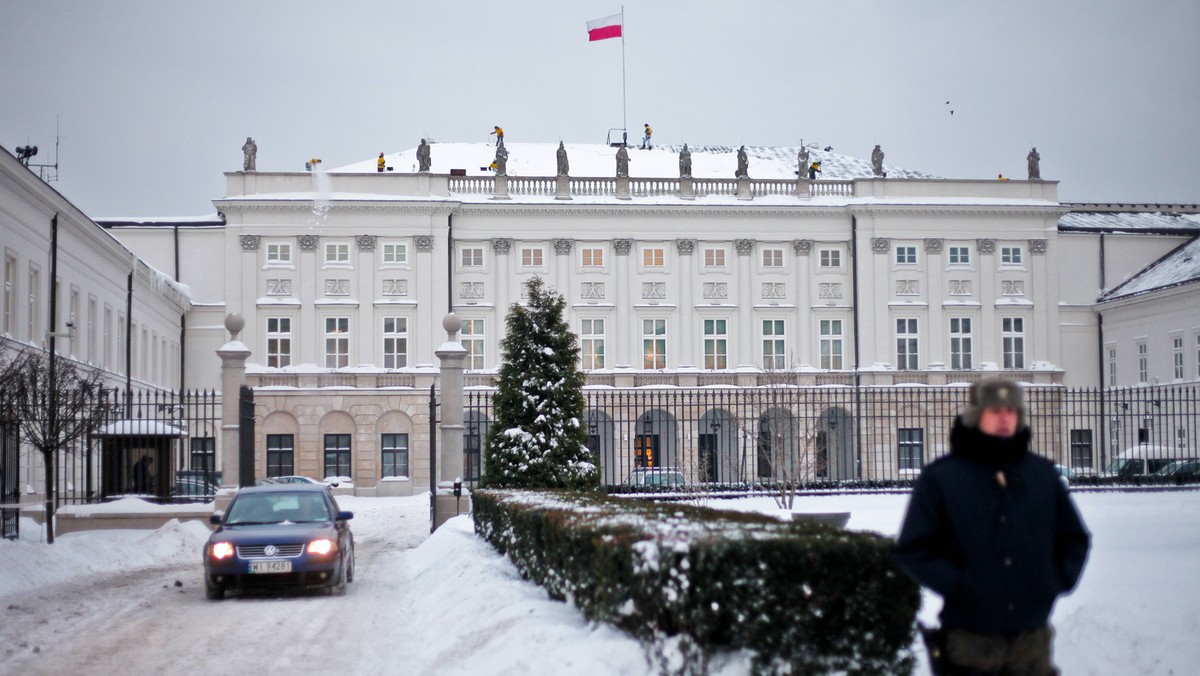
(621, 5, 627, 146)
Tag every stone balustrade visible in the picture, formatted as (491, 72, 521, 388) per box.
(446, 175, 857, 200)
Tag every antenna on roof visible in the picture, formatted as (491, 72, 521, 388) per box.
(19, 119, 61, 183)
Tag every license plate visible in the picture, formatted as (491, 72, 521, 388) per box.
(249, 560, 292, 574)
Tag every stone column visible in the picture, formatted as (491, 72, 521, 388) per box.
(796, 178, 811, 199)
(676, 239, 696, 370)
(613, 239, 633, 371)
(434, 313, 469, 530)
(735, 239, 756, 375)
(216, 313, 251, 492)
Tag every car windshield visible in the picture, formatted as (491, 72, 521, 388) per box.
(226, 492, 331, 525)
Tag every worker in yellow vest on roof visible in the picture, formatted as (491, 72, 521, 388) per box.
(377, 152, 386, 172)
(491, 126, 504, 146)
(641, 123, 653, 150)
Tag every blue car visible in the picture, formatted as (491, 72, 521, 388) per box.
(203, 483, 355, 600)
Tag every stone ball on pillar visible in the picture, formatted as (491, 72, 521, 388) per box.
(442, 313, 462, 339)
(225, 313, 245, 341)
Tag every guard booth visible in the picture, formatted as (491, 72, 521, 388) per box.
(95, 420, 187, 501)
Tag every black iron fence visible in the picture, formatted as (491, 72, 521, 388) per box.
(465, 383, 1200, 490)
(8, 387, 221, 511)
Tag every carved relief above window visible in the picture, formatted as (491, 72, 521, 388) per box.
(924, 238, 944, 254)
(297, 234, 319, 251)
(872, 238, 891, 254)
(553, 239, 573, 255)
(761, 282, 786, 299)
(581, 282, 605, 299)
(324, 279, 350, 296)
(976, 239, 996, 254)
(793, 239, 813, 255)
(819, 282, 843, 299)
(240, 235, 260, 251)
(613, 238, 633, 255)
(642, 282, 666, 300)
(356, 235, 377, 251)
(460, 282, 485, 299)
(703, 282, 728, 300)
(415, 236, 433, 252)
(382, 279, 408, 296)
(1001, 280, 1025, 296)
(492, 238, 512, 254)
(1029, 239, 1048, 255)
(949, 280, 972, 296)
(897, 280, 920, 296)
(676, 239, 696, 255)
(265, 279, 291, 296)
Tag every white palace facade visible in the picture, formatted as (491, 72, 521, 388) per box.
(4, 142, 1199, 497)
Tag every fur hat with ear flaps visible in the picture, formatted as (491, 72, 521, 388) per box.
(961, 378, 1027, 430)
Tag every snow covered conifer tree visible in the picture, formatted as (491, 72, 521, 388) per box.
(479, 277, 599, 490)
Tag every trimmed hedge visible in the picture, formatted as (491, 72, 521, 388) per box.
(473, 490, 920, 674)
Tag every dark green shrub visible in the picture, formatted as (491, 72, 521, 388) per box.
(474, 490, 920, 674)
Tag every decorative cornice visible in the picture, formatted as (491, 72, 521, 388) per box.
(213, 201, 458, 216)
(793, 239, 813, 255)
(240, 235, 260, 251)
(1029, 239, 1048, 254)
(977, 238, 996, 254)
(492, 238, 512, 254)
(872, 238, 891, 254)
(457, 204, 848, 219)
(415, 236, 434, 252)
(735, 239, 754, 255)
(924, 238, 944, 254)
(554, 239, 574, 255)
(676, 239, 696, 255)
(356, 235, 377, 251)
(613, 239, 633, 255)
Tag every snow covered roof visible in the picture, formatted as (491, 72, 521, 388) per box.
(1058, 208, 1200, 234)
(1100, 235, 1200, 301)
(95, 420, 187, 437)
(335, 142, 938, 181)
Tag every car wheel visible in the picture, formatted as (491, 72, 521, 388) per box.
(346, 546, 355, 583)
(329, 554, 349, 596)
(205, 580, 224, 601)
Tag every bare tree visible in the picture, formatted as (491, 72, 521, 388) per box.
(739, 370, 821, 512)
(9, 350, 103, 543)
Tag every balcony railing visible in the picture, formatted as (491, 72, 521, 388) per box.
(446, 175, 856, 200)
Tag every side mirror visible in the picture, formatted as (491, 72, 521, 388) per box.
(209, 513, 223, 525)
(336, 510, 354, 521)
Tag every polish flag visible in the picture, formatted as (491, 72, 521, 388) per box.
(586, 13, 623, 41)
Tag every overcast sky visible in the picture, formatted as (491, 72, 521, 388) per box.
(2, 1, 1197, 218)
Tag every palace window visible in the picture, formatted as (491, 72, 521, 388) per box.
(266, 317, 292, 368)
(704, 318, 728, 370)
(762, 319, 786, 370)
(642, 319, 667, 369)
(381, 433, 409, 478)
(896, 318, 919, 370)
(323, 434, 351, 479)
(895, 246, 917, 265)
(948, 246, 970, 265)
(950, 317, 973, 370)
(819, 319, 843, 370)
(266, 434, 294, 477)
(462, 318, 485, 370)
(898, 428, 924, 470)
(382, 317, 408, 369)
(324, 316, 350, 368)
(580, 318, 605, 370)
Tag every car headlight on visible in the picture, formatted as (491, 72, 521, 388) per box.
(307, 539, 336, 556)
(210, 542, 235, 560)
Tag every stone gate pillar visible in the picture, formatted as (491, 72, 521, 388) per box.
(216, 313, 251, 491)
(434, 313, 469, 529)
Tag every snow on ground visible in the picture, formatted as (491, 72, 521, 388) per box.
(1, 490, 1197, 674)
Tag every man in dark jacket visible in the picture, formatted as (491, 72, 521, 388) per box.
(896, 378, 1090, 675)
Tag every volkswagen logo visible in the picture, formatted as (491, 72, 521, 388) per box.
(264, 545, 278, 557)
